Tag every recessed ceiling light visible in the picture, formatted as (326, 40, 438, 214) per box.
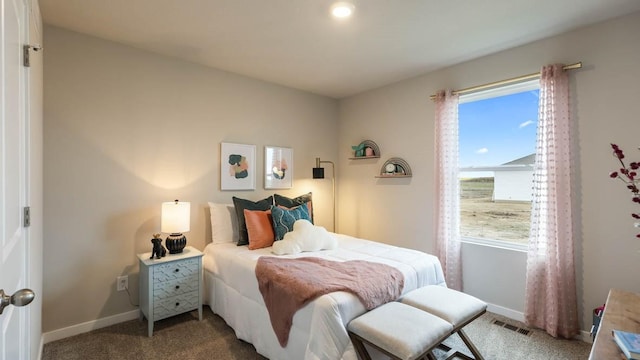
(330, 2, 355, 19)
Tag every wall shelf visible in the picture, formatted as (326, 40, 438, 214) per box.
(350, 139, 380, 158)
(349, 156, 380, 160)
(375, 174, 412, 178)
(377, 157, 412, 178)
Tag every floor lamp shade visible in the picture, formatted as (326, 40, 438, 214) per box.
(313, 167, 325, 179)
(161, 200, 190, 254)
(312, 157, 336, 232)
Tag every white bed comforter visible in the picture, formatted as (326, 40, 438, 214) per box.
(203, 233, 446, 360)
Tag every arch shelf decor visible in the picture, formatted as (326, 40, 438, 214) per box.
(376, 157, 412, 178)
(349, 140, 380, 159)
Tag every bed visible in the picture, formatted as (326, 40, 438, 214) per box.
(202, 232, 446, 360)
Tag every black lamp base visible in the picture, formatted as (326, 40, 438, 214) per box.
(165, 233, 187, 254)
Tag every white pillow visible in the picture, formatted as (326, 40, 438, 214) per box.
(272, 219, 337, 255)
(208, 202, 239, 244)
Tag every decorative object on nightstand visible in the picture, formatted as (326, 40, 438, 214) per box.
(150, 233, 167, 259)
(312, 157, 336, 232)
(376, 157, 412, 178)
(161, 200, 190, 254)
(138, 246, 203, 337)
(349, 140, 380, 159)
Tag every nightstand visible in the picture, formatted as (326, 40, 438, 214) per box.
(138, 246, 203, 337)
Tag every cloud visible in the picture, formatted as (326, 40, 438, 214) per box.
(475, 148, 489, 154)
(519, 120, 534, 128)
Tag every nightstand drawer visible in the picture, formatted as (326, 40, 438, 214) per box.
(153, 258, 199, 282)
(153, 275, 199, 299)
(153, 291, 199, 320)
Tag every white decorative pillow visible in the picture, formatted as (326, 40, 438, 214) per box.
(208, 202, 239, 244)
(272, 219, 337, 255)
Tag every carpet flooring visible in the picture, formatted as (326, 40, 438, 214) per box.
(42, 306, 592, 359)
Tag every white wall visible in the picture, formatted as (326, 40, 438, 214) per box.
(462, 243, 527, 318)
(42, 26, 338, 333)
(338, 11, 640, 332)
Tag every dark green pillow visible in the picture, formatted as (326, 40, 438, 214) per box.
(233, 196, 274, 246)
(274, 192, 313, 223)
(271, 203, 310, 241)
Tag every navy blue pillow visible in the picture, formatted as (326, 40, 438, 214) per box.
(233, 196, 274, 246)
(271, 204, 310, 241)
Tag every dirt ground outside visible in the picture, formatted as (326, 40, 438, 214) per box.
(460, 177, 531, 245)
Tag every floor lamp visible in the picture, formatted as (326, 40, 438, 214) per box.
(312, 157, 336, 232)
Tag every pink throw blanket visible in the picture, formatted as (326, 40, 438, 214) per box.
(255, 256, 404, 347)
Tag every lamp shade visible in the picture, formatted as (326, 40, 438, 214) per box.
(161, 201, 190, 234)
(313, 167, 325, 179)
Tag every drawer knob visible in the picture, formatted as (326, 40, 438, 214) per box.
(174, 269, 180, 273)
(175, 302, 180, 307)
(175, 285, 180, 290)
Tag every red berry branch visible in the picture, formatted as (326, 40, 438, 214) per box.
(609, 143, 640, 238)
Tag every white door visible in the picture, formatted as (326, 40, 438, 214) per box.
(0, 0, 32, 359)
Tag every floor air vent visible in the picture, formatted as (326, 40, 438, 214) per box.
(491, 319, 531, 336)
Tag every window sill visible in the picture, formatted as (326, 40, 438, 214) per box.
(461, 236, 528, 253)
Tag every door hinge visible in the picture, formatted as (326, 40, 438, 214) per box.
(23, 44, 42, 67)
(23, 45, 30, 67)
(23, 206, 31, 227)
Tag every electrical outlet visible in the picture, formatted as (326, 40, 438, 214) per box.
(117, 275, 128, 291)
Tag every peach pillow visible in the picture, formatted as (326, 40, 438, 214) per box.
(244, 209, 275, 250)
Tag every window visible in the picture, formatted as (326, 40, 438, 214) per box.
(458, 80, 539, 248)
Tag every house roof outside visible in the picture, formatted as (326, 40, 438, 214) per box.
(460, 153, 535, 173)
(501, 154, 536, 166)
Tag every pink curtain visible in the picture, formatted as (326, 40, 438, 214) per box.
(524, 64, 579, 338)
(434, 90, 462, 291)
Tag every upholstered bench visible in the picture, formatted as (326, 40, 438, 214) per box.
(400, 286, 487, 360)
(347, 301, 453, 360)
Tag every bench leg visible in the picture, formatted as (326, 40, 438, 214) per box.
(435, 329, 484, 360)
(458, 329, 484, 360)
(348, 332, 372, 360)
(438, 343, 473, 360)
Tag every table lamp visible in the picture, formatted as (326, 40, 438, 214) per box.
(161, 200, 190, 254)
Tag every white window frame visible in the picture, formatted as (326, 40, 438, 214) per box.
(459, 80, 539, 104)
(458, 79, 539, 252)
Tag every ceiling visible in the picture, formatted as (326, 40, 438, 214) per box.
(39, 0, 640, 99)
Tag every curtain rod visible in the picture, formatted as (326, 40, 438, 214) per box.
(429, 62, 582, 100)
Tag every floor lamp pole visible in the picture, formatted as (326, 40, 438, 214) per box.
(330, 163, 336, 232)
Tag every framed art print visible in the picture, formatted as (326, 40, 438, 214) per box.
(264, 146, 293, 189)
(221, 142, 256, 190)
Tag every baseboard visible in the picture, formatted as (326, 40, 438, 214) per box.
(579, 330, 593, 343)
(37, 335, 44, 360)
(42, 309, 139, 344)
(486, 302, 592, 343)
(39, 303, 592, 346)
(486, 302, 525, 323)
